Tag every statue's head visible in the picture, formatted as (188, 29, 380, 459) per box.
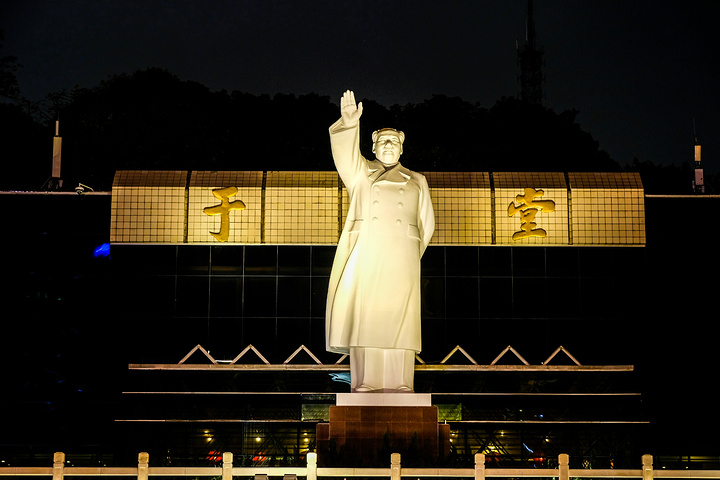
(372, 128, 405, 165)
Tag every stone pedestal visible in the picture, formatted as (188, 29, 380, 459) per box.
(316, 394, 450, 467)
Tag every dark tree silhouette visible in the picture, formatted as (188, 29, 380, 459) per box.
(0, 66, 703, 193)
(625, 157, 694, 194)
(0, 103, 47, 189)
(0, 30, 21, 102)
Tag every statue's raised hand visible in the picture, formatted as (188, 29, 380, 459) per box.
(340, 90, 363, 127)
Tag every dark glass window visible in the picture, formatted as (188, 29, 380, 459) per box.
(277, 277, 311, 317)
(513, 277, 547, 318)
(210, 245, 244, 275)
(309, 318, 332, 362)
(244, 245, 278, 275)
(419, 318, 447, 360)
(579, 277, 611, 319)
(241, 317, 277, 356)
(113, 245, 177, 275)
(176, 275, 209, 317)
(171, 318, 211, 353)
(578, 247, 612, 278)
(546, 247, 579, 277)
(445, 277, 479, 318)
(208, 317, 244, 360)
(243, 276, 277, 316)
(479, 277, 513, 319)
(546, 277, 580, 318)
(210, 276, 244, 317)
(118, 274, 176, 317)
(422, 276, 446, 319)
(615, 246, 643, 270)
(446, 246, 479, 276)
(108, 244, 650, 366)
(177, 246, 210, 275)
(421, 246, 445, 276)
(278, 246, 311, 275)
(512, 247, 546, 277)
(276, 318, 312, 355)
(310, 276, 330, 318)
(478, 247, 511, 277)
(446, 318, 481, 352)
(311, 246, 336, 276)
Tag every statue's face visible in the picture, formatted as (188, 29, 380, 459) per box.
(373, 132, 403, 165)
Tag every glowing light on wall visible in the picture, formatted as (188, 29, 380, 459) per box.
(93, 243, 111, 258)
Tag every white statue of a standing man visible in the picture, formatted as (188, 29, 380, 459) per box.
(326, 90, 435, 393)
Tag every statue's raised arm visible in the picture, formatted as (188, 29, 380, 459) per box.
(340, 90, 363, 128)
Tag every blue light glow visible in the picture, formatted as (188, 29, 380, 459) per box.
(329, 373, 351, 385)
(93, 243, 111, 258)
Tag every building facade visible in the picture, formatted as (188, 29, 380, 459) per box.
(2, 171, 715, 469)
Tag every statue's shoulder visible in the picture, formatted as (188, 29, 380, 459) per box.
(397, 163, 426, 180)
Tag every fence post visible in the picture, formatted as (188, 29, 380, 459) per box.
(222, 452, 233, 480)
(391, 453, 401, 480)
(559, 454, 569, 480)
(306, 452, 317, 480)
(138, 452, 149, 480)
(53, 452, 65, 480)
(642, 454, 654, 480)
(474, 453, 485, 480)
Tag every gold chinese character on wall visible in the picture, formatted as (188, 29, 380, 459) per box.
(203, 186, 246, 242)
(507, 187, 555, 240)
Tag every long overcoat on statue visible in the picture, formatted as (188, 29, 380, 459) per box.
(326, 118, 435, 355)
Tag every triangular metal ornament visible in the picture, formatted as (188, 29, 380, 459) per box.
(231, 344, 271, 365)
(441, 345, 478, 365)
(178, 344, 217, 365)
(490, 345, 530, 366)
(283, 345, 323, 365)
(543, 346, 581, 366)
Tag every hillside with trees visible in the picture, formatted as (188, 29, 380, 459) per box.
(1, 65, 711, 193)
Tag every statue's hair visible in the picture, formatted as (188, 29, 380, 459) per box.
(372, 128, 405, 145)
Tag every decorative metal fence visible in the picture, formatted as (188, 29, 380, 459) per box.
(2, 452, 719, 480)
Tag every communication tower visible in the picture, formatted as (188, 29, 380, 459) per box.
(517, 0, 545, 104)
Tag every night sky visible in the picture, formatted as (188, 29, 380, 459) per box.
(2, 0, 718, 174)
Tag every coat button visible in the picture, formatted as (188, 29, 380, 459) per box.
(372, 217, 378, 223)
(396, 219, 402, 225)
(398, 188, 405, 194)
(397, 202, 403, 208)
(373, 200, 379, 206)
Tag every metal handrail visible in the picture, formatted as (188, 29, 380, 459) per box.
(1, 453, 720, 480)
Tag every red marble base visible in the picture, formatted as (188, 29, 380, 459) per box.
(316, 405, 450, 467)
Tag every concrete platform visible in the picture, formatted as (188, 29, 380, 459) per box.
(336, 392, 432, 406)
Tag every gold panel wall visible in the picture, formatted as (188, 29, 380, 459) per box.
(568, 172, 645, 245)
(264, 171, 339, 244)
(188, 171, 262, 243)
(425, 172, 492, 245)
(495, 172, 569, 245)
(111, 171, 186, 243)
(110, 171, 645, 246)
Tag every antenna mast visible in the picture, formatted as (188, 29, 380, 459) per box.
(517, 0, 544, 105)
